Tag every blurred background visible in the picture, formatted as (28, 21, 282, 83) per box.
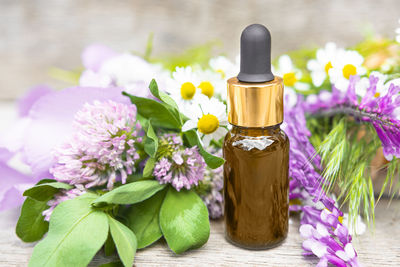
(1, 0, 400, 100)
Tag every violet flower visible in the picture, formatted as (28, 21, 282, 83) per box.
(200, 165, 224, 219)
(153, 134, 206, 191)
(304, 74, 400, 161)
(50, 100, 142, 190)
(283, 96, 360, 266)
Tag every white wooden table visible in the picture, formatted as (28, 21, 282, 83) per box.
(0, 198, 399, 266)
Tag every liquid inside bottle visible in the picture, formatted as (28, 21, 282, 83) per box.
(223, 124, 289, 249)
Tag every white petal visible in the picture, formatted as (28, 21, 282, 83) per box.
(335, 250, 350, 261)
(316, 223, 329, 237)
(295, 82, 310, 91)
(310, 241, 328, 258)
(213, 127, 228, 141)
(279, 55, 293, 73)
(311, 71, 326, 87)
(307, 59, 320, 71)
(344, 243, 356, 259)
(299, 224, 313, 238)
(182, 120, 198, 132)
(202, 134, 212, 147)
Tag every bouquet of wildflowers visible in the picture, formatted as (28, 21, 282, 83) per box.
(1, 21, 399, 267)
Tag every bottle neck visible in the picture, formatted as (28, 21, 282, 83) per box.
(230, 123, 281, 136)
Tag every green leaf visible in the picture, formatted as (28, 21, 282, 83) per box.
(159, 187, 210, 254)
(104, 232, 116, 256)
(122, 92, 181, 130)
(93, 180, 166, 205)
(125, 188, 167, 249)
(23, 181, 73, 202)
(143, 157, 156, 178)
(184, 129, 225, 169)
(29, 193, 109, 267)
(149, 79, 179, 111)
(143, 120, 158, 158)
(108, 216, 137, 267)
(16, 197, 49, 242)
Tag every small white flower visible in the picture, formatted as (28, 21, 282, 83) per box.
(328, 50, 366, 92)
(307, 42, 344, 87)
(209, 56, 239, 80)
(355, 71, 400, 98)
(182, 95, 228, 147)
(166, 66, 200, 115)
(275, 55, 310, 91)
(196, 69, 226, 100)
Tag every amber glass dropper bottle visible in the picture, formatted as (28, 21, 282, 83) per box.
(223, 24, 289, 249)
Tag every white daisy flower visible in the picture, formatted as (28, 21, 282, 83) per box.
(209, 56, 239, 80)
(328, 50, 366, 92)
(396, 18, 400, 43)
(274, 55, 310, 91)
(355, 71, 400, 98)
(196, 69, 227, 100)
(307, 42, 344, 87)
(182, 95, 228, 147)
(166, 66, 200, 115)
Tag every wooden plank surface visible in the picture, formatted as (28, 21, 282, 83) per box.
(0, 198, 399, 266)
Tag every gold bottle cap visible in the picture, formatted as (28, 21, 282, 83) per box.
(227, 76, 284, 128)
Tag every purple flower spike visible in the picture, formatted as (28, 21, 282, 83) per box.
(284, 96, 359, 266)
(303, 73, 400, 162)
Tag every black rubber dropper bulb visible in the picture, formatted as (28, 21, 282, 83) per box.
(237, 24, 274, 83)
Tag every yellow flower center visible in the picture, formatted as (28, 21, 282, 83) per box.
(216, 69, 226, 78)
(325, 61, 333, 75)
(180, 82, 196, 100)
(198, 81, 214, 98)
(283, 72, 297, 87)
(374, 92, 380, 98)
(338, 216, 343, 224)
(342, 64, 357, 79)
(197, 114, 219, 134)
